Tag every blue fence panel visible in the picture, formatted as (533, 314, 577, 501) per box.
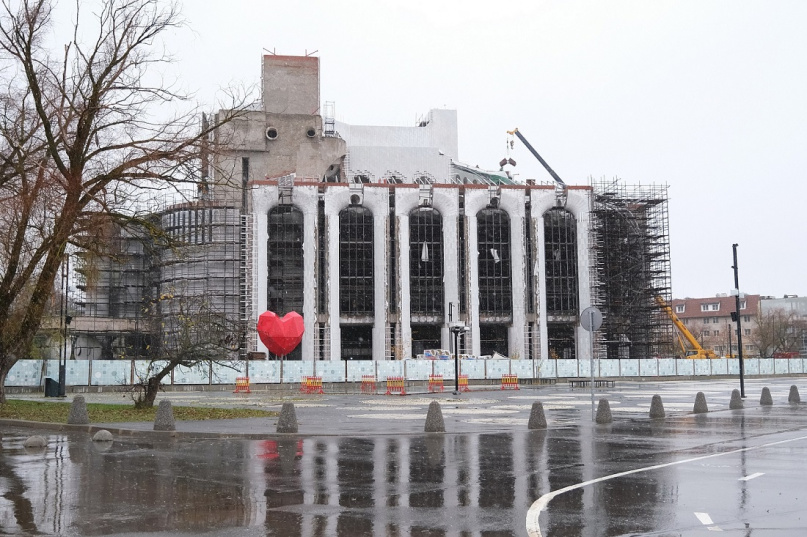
(578, 360, 592, 377)
(64, 360, 90, 386)
(458, 360, 485, 379)
(346, 361, 376, 382)
(773, 359, 790, 375)
(758, 359, 773, 375)
(433, 360, 456, 380)
(317, 361, 346, 383)
(621, 359, 640, 376)
(538, 360, 556, 379)
(676, 360, 694, 376)
(658, 359, 676, 376)
(209, 361, 244, 385)
(639, 359, 658, 377)
(791, 359, 805, 374)
(693, 360, 710, 376)
(91, 361, 129, 386)
(556, 360, 578, 377)
(599, 360, 620, 377)
(726, 359, 740, 375)
(7, 360, 44, 387)
(376, 361, 404, 381)
(247, 361, 281, 384)
(132, 361, 170, 385)
(710, 359, 728, 376)
(742, 359, 759, 375)
(174, 363, 211, 384)
(405, 360, 432, 381)
(510, 360, 535, 379)
(281, 361, 314, 384)
(486, 359, 510, 380)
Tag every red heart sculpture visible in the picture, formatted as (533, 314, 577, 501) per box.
(257, 311, 305, 356)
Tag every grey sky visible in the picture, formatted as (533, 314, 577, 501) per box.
(71, 1, 807, 299)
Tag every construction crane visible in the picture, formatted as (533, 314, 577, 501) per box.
(655, 296, 718, 359)
(506, 128, 567, 206)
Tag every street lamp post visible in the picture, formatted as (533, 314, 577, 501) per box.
(732, 244, 745, 398)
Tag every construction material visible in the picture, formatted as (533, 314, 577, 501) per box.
(360, 375, 377, 394)
(233, 377, 251, 393)
(300, 376, 324, 395)
(385, 376, 406, 395)
(500, 374, 519, 390)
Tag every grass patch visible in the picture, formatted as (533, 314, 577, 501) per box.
(0, 399, 277, 423)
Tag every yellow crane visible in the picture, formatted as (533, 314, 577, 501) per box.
(655, 296, 719, 359)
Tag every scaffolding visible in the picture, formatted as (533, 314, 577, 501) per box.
(73, 201, 251, 362)
(590, 178, 674, 359)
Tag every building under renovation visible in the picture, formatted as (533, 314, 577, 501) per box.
(71, 54, 673, 363)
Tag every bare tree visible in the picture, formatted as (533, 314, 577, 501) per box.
(751, 308, 804, 358)
(0, 0, 245, 403)
(128, 293, 244, 408)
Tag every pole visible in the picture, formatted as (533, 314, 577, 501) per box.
(453, 328, 460, 395)
(58, 253, 69, 397)
(732, 244, 745, 398)
(590, 309, 595, 421)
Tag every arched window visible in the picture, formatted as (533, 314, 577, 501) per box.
(477, 208, 512, 317)
(409, 207, 444, 317)
(339, 206, 374, 315)
(267, 206, 304, 316)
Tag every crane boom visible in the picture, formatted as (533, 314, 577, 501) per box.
(507, 128, 565, 186)
(655, 296, 718, 359)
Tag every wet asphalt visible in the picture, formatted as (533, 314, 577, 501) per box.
(2, 377, 807, 536)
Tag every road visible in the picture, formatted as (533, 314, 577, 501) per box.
(2, 378, 806, 536)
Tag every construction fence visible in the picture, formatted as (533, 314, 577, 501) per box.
(5, 358, 807, 389)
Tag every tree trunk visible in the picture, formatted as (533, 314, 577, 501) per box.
(0, 362, 9, 404)
(136, 374, 165, 409)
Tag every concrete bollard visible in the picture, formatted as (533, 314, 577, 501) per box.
(729, 389, 744, 409)
(92, 430, 113, 442)
(760, 387, 773, 406)
(67, 395, 90, 425)
(424, 401, 446, 433)
(153, 400, 176, 431)
(595, 399, 612, 424)
(693, 392, 709, 414)
(528, 401, 547, 430)
(788, 385, 801, 404)
(649, 395, 665, 419)
(276, 402, 299, 433)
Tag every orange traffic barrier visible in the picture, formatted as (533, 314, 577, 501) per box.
(385, 376, 407, 396)
(234, 377, 251, 393)
(361, 375, 377, 394)
(300, 376, 324, 394)
(500, 374, 519, 390)
(428, 374, 444, 393)
(458, 374, 470, 392)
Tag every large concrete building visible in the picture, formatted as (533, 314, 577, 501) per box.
(72, 54, 673, 363)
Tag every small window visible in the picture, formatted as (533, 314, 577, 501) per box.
(714, 318, 720, 324)
(745, 344, 754, 351)
(703, 330, 710, 336)
(710, 303, 720, 311)
(703, 318, 710, 324)
(714, 330, 720, 336)
(701, 304, 709, 312)
(745, 329, 751, 336)
(675, 304, 685, 313)
(740, 300, 747, 310)
(743, 315, 751, 323)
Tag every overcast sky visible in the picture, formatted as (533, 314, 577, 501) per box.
(79, 1, 807, 299)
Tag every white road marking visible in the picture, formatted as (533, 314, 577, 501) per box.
(739, 472, 765, 481)
(695, 512, 714, 524)
(525, 434, 807, 537)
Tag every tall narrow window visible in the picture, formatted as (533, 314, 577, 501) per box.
(544, 208, 578, 314)
(409, 208, 444, 317)
(339, 206, 374, 316)
(267, 206, 304, 315)
(477, 208, 512, 319)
